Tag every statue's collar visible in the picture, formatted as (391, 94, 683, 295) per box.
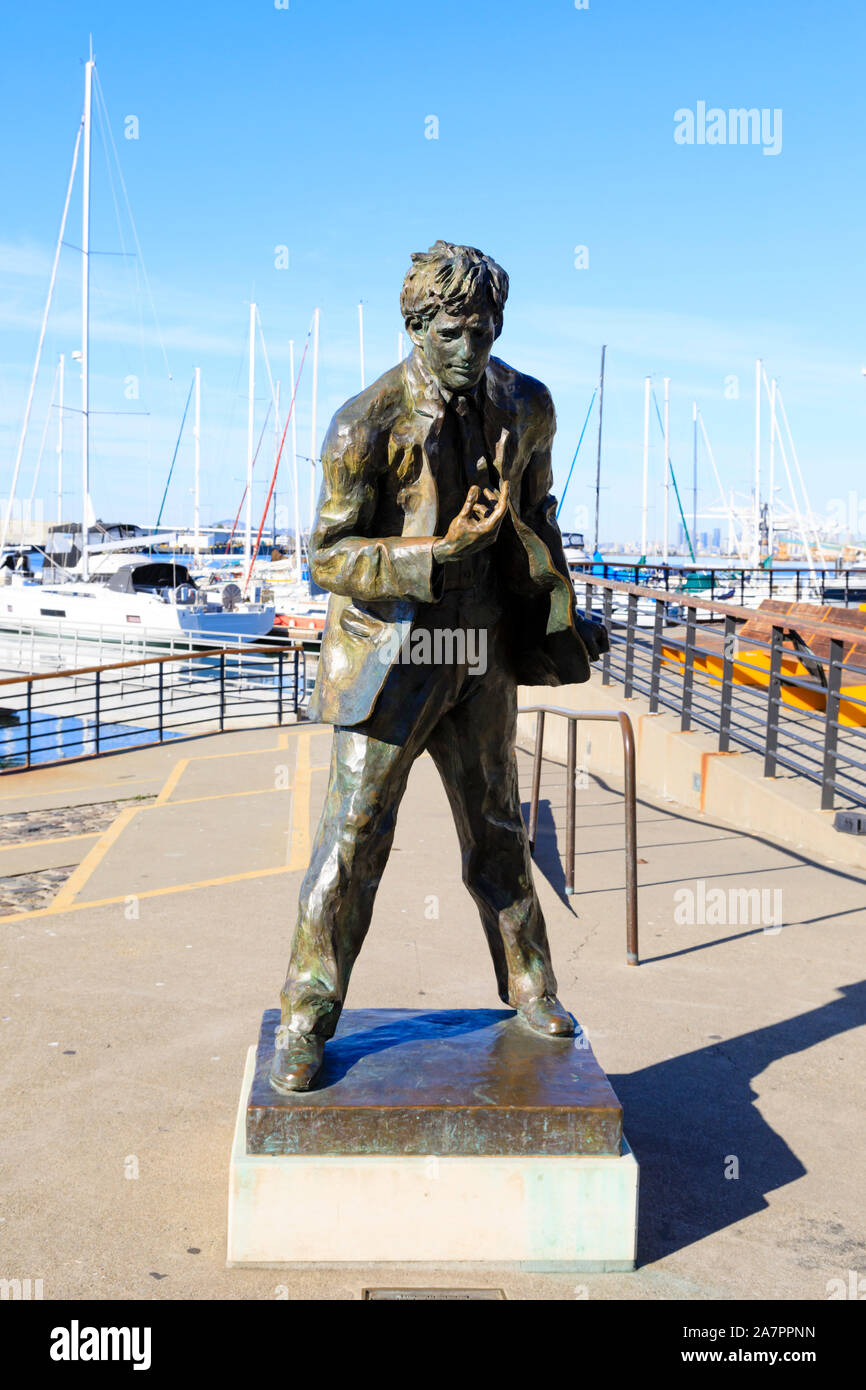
(404, 350, 488, 419)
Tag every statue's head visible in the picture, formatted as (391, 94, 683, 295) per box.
(400, 241, 509, 392)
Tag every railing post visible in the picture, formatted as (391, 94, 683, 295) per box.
(602, 587, 612, 686)
(219, 652, 226, 732)
(618, 712, 639, 966)
(94, 670, 101, 756)
(821, 638, 843, 810)
(527, 710, 545, 852)
(624, 593, 637, 698)
(648, 599, 664, 712)
(277, 650, 284, 726)
(158, 661, 164, 743)
(681, 604, 697, 732)
(796, 569, 801, 601)
(845, 569, 850, 606)
(764, 625, 784, 777)
(25, 680, 32, 768)
(719, 615, 736, 752)
(294, 650, 301, 716)
(565, 717, 577, 897)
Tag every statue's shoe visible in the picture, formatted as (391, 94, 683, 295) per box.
(516, 994, 574, 1037)
(269, 1030, 324, 1093)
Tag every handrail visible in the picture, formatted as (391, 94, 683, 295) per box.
(519, 704, 639, 967)
(579, 574, 866, 647)
(0, 640, 304, 689)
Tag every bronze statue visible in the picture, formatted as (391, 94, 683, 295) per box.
(270, 242, 608, 1092)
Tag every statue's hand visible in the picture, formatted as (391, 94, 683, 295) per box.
(433, 480, 510, 563)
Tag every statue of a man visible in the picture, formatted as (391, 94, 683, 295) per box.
(270, 241, 607, 1092)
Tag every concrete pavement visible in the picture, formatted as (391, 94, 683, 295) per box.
(1, 722, 864, 1300)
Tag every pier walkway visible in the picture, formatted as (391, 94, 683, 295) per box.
(1, 723, 864, 1299)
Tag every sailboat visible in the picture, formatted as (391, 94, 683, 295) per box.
(1, 47, 275, 649)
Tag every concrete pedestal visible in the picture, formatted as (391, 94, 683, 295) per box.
(227, 1010, 638, 1270)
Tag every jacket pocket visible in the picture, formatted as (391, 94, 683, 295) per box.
(339, 602, 385, 640)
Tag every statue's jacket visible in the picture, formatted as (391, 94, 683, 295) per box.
(308, 351, 608, 727)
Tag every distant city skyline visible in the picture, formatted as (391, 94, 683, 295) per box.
(2, 0, 864, 547)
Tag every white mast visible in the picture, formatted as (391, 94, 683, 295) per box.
(640, 375, 650, 558)
(56, 353, 65, 523)
(698, 409, 746, 560)
(358, 301, 365, 389)
(245, 300, 256, 580)
(80, 44, 94, 580)
(767, 376, 776, 562)
(289, 339, 301, 582)
(753, 357, 762, 565)
(193, 365, 201, 554)
(273, 378, 281, 551)
(1, 122, 81, 560)
(776, 387, 828, 569)
(309, 307, 320, 534)
(662, 377, 670, 564)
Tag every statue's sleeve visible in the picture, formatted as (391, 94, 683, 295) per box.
(308, 419, 443, 603)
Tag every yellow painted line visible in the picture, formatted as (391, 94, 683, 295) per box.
(166, 740, 291, 766)
(148, 786, 290, 810)
(52, 805, 143, 910)
(0, 831, 100, 853)
(287, 731, 313, 870)
(0, 863, 297, 924)
(153, 758, 190, 806)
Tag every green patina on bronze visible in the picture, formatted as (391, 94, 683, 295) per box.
(269, 242, 608, 1095)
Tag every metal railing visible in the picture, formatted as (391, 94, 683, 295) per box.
(0, 641, 306, 773)
(574, 575, 866, 814)
(520, 704, 639, 967)
(0, 611, 290, 674)
(571, 562, 866, 606)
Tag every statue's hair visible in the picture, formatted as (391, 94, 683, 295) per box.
(400, 241, 509, 332)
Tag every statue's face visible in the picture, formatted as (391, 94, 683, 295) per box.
(411, 305, 498, 393)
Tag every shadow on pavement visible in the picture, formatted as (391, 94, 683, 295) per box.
(611, 980, 866, 1265)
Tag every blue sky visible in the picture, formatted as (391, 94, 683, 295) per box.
(1, 0, 864, 548)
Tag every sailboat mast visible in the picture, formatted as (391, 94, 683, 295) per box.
(57, 353, 65, 523)
(592, 344, 606, 553)
(640, 375, 650, 558)
(289, 339, 301, 582)
(692, 400, 698, 557)
(273, 378, 281, 549)
(662, 377, 671, 564)
(193, 366, 201, 554)
(80, 48, 94, 580)
(753, 357, 762, 565)
(309, 307, 320, 535)
(768, 376, 776, 562)
(245, 301, 256, 578)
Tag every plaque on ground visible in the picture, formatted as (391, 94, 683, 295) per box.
(247, 1008, 622, 1158)
(363, 1288, 506, 1300)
